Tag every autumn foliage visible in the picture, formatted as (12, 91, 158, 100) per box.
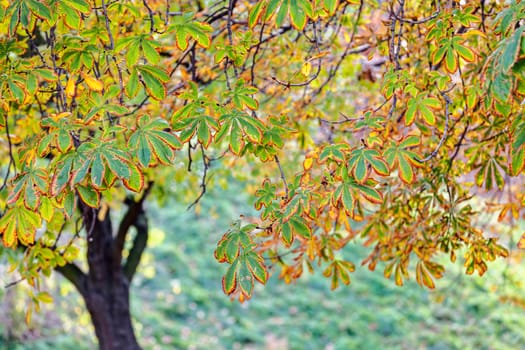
(0, 0, 523, 340)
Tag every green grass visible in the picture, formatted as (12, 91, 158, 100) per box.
(2, 182, 525, 350)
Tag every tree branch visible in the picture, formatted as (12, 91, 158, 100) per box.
(123, 210, 148, 282)
(113, 182, 154, 266)
(55, 262, 87, 296)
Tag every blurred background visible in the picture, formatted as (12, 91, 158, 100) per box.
(1, 180, 525, 350)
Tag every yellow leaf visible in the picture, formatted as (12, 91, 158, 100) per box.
(25, 308, 32, 325)
(50, 112, 72, 121)
(462, 29, 487, 38)
(0, 100, 9, 112)
(301, 62, 312, 76)
(82, 73, 104, 92)
(36, 291, 53, 303)
(309, 51, 329, 60)
(343, 31, 351, 43)
(65, 77, 76, 98)
(303, 157, 313, 170)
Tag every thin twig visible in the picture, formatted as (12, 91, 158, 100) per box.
(49, 26, 66, 111)
(271, 21, 323, 88)
(391, 0, 440, 24)
(187, 145, 211, 209)
(5, 277, 26, 289)
(274, 155, 289, 199)
(447, 122, 469, 172)
(250, 22, 266, 85)
(142, 0, 155, 33)
(311, 1, 366, 97)
(0, 114, 15, 191)
(227, 0, 239, 78)
(101, 0, 114, 50)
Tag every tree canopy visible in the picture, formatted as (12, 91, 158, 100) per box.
(0, 0, 524, 347)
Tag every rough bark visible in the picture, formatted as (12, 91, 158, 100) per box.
(82, 206, 141, 350)
(56, 192, 151, 350)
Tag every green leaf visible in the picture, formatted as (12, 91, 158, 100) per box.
(171, 18, 212, 50)
(63, 5, 81, 28)
(333, 183, 355, 215)
(104, 153, 131, 180)
(265, 0, 282, 21)
(125, 69, 140, 98)
(255, 179, 276, 210)
(57, 130, 72, 153)
(135, 65, 169, 82)
(51, 157, 73, 196)
(63, 0, 90, 13)
(249, 1, 265, 28)
(76, 184, 100, 208)
(148, 137, 174, 164)
(91, 154, 105, 189)
(501, 26, 525, 72)
(353, 156, 367, 183)
(398, 156, 415, 184)
(8, 80, 24, 103)
(142, 40, 160, 64)
(245, 251, 268, 284)
(289, 0, 307, 30)
(281, 221, 293, 245)
(217, 111, 264, 155)
(368, 156, 389, 176)
(123, 163, 145, 192)
(454, 42, 475, 62)
(238, 265, 254, 297)
(197, 120, 211, 147)
(288, 215, 311, 239)
(444, 47, 457, 73)
(399, 135, 420, 148)
(27, 0, 52, 21)
(71, 157, 91, 185)
(135, 135, 152, 167)
(356, 184, 383, 204)
(319, 144, 349, 163)
(324, 0, 338, 15)
(491, 72, 512, 102)
(275, 0, 288, 27)
(432, 43, 448, 66)
(229, 122, 243, 155)
(128, 116, 182, 167)
(126, 41, 141, 66)
(405, 99, 417, 126)
(137, 66, 166, 100)
(222, 259, 239, 295)
(405, 95, 440, 126)
(24, 182, 39, 210)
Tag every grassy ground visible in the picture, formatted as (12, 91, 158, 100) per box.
(2, 183, 525, 350)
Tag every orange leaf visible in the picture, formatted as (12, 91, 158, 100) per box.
(65, 77, 76, 98)
(518, 233, 525, 249)
(82, 73, 104, 92)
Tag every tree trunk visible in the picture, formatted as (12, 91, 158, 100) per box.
(57, 192, 151, 350)
(81, 207, 141, 350)
(82, 268, 140, 350)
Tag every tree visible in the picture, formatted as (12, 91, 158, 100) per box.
(0, 0, 523, 348)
